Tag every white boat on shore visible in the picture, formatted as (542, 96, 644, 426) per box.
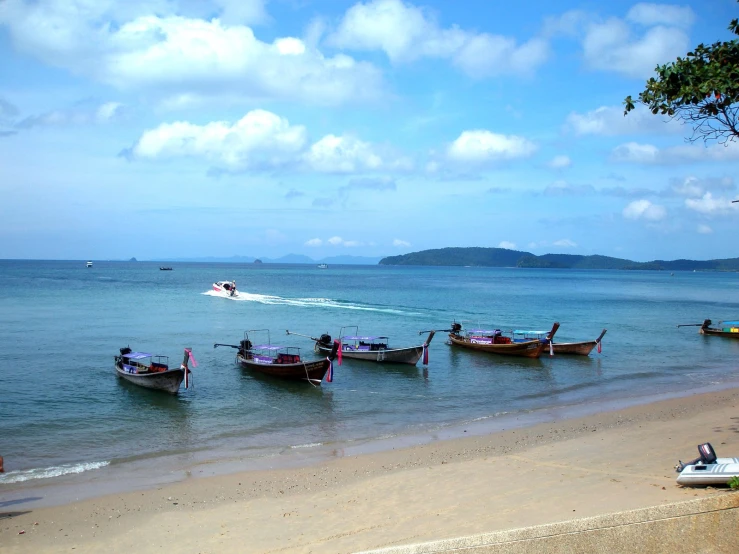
(675, 443, 739, 486)
(212, 280, 239, 297)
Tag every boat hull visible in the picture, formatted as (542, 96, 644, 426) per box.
(448, 334, 545, 358)
(316, 343, 425, 365)
(552, 341, 597, 356)
(677, 458, 739, 486)
(701, 328, 739, 339)
(114, 364, 185, 393)
(237, 353, 330, 384)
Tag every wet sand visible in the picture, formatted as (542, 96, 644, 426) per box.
(2, 387, 739, 553)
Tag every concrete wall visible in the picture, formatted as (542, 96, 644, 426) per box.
(360, 493, 739, 554)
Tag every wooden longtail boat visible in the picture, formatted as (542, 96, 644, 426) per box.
(514, 328, 607, 356)
(678, 319, 739, 339)
(447, 322, 560, 358)
(215, 329, 339, 385)
(114, 347, 194, 393)
(552, 329, 607, 355)
(286, 327, 435, 365)
(700, 319, 739, 339)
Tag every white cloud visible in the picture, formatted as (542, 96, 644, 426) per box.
(328, 0, 549, 78)
(303, 135, 383, 173)
(565, 105, 682, 136)
(685, 193, 739, 215)
(498, 241, 516, 249)
(95, 102, 124, 122)
(611, 142, 660, 164)
(127, 110, 407, 173)
(0, 2, 383, 106)
(553, 239, 577, 248)
(626, 3, 695, 28)
(325, 236, 361, 247)
(447, 130, 537, 163)
(547, 155, 571, 169)
(16, 101, 125, 129)
(670, 176, 705, 198)
(128, 109, 307, 168)
(393, 239, 410, 247)
(697, 224, 713, 234)
(582, 18, 690, 78)
(212, 0, 268, 26)
(305, 238, 323, 246)
(612, 142, 739, 165)
(623, 199, 667, 221)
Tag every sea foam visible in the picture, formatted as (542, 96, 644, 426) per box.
(0, 461, 110, 484)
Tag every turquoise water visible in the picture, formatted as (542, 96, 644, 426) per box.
(1, 260, 739, 501)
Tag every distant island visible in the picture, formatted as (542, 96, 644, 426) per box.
(379, 247, 739, 272)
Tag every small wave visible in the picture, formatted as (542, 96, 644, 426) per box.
(0, 461, 110, 484)
(290, 442, 322, 449)
(203, 291, 418, 315)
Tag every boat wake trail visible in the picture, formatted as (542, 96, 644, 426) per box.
(202, 291, 419, 315)
(0, 461, 110, 484)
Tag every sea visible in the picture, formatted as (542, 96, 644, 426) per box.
(1, 260, 739, 508)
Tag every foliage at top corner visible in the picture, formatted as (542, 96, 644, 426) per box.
(624, 7, 739, 145)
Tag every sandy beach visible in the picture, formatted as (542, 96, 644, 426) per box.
(2, 387, 739, 553)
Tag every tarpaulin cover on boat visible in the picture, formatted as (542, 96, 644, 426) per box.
(122, 352, 152, 359)
(251, 345, 286, 350)
(341, 336, 389, 341)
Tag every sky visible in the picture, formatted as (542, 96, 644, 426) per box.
(1, 0, 738, 262)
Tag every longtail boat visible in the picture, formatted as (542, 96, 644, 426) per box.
(678, 319, 739, 339)
(447, 322, 560, 358)
(215, 329, 339, 385)
(286, 327, 435, 365)
(513, 328, 607, 356)
(114, 347, 195, 393)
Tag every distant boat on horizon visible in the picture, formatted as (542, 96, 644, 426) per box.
(317, 263, 328, 269)
(86, 261, 93, 268)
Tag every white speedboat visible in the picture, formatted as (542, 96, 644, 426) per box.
(86, 261, 93, 268)
(676, 443, 739, 486)
(213, 280, 239, 297)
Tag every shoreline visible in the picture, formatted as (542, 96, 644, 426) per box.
(3, 378, 739, 512)
(3, 386, 739, 552)
(3, 378, 739, 511)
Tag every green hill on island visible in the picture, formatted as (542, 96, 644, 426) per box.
(378, 248, 739, 271)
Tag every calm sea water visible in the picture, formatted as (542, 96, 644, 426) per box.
(2, 260, 739, 504)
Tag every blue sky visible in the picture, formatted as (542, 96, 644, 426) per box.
(1, 0, 738, 262)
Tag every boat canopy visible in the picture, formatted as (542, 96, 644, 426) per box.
(122, 352, 152, 359)
(513, 330, 548, 335)
(721, 321, 739, 325)
(341, 335, 389, 341)
(251, 344, 287, 351)
(467, 329, 500, 335)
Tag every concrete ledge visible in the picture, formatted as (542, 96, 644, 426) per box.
(359, 493, 739, 553)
